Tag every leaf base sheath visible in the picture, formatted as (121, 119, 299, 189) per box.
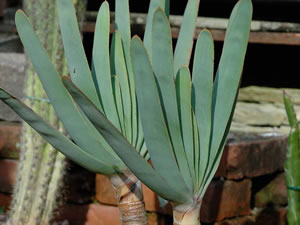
(172, 201, 202, 225)
(110, 171, 147, 225)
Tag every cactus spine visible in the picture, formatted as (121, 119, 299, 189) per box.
(8, 1, 86, 225)
(283, 92, 300, 225)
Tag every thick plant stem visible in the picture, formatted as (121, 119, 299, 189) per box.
(172, 201, 202, 225)
(110, 171, 147, 225)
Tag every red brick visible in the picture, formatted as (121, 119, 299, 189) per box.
(253, 207, 287, 225)
(56, 203, 120, 225)
(0, 159, 18, 193)
(0, 193, 11, 211)
(201, 179, 251, 223)
(142, 184, 172, 215)
(214, 215, 255, 225)
(95, 174, 172, 214)
(95, 174, 117, 206)
(0, 123, 21, 159)
(216, 136, 287, 179)
(85, 204, 120, 225)
(255, 173, 287, 208)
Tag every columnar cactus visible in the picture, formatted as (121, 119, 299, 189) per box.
(283, 92, 300, 225)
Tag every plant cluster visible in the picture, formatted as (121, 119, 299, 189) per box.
(0, 0, 253, 224)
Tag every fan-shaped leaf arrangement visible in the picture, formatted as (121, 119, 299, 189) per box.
(96, 0, 252, 224)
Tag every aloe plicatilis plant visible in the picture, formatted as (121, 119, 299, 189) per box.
(0, 0, 201, 224)
(99, 0, 251, 224)
(283, 92, 300, 225)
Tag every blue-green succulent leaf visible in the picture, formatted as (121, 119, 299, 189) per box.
(110, 31, 132, 141)
(152, 8, 193, 190)
(164, 0, 170, 17)
(62, 77, 192, 204)
(173, 0, 200, 75)
(144, 0, 165, 57)
(209, 0, 252, 175)
(112, 75, 125, 134)
(175, 66, 196, 187)
(0, 88, 115, 175)
(200, 93, 238, 198)
(131, 36, 193, 197)
(192, 111, 200, 186)
(56, 0, 101, 110)
(15, 10, 123, 168)
(191, 30, 214, 187)
(92, 1, 120, 130)
(115, 0, 138, 146)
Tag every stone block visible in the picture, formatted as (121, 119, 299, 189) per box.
(0, 122, 21, 159)
(216, 136, 287, 179)
(0, 53, 26, 122)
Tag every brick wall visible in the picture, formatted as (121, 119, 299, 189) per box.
(0, 53, 289, 225)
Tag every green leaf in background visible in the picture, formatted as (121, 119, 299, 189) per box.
(283, 92, 300, 225)
(284, 92, 299, 127)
